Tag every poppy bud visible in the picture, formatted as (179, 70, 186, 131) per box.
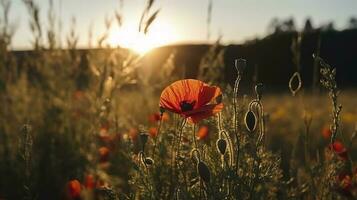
(160, 107, 165, 114)
(255, 83, 264, 100)
(144, 157, 154, 166)
(289, 72, 302, 96)
(216, 138, 227, 155)
(245, 110, 257, 132)
(234, 58, 246, 73)
(197, 161, 211, 183)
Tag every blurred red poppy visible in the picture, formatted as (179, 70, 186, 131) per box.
(84, 174, 95, 189)
(98, 147, 110, 163)
(149, 127, 158, 137)
(321, 126, 332, 139)
(68, 179, 81, 199)
(149, 113, 161, 123)
(148, 112, 170, 123)
(197, 126, 209, 140)
(129, 128, 138, 141)
(159, 79, 223, 123)
(329, 141, 348, 160)
(336, 173, 353, 196)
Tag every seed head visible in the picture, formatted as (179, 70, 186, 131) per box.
(197, 161, 211, 183)
(144, 157, 154, 166)
(245, 110, 257, 132)
(235, 58, 246, 73)
(216, 138, 227, 155)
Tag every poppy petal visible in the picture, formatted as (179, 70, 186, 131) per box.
(188, 103, 223, 123)
(197, 85, 222, 107)
(160, 79, 204, 112)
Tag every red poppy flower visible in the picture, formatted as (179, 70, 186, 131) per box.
(197, 126, 209, 140)
(129, 128, 138, 141)
(148, 112, 170, 123)
(149, 127, 158, 137)
(336, 173, 353, 196)
(159, 79, 223, 123)
(68, 179, 81, 199)
(329, 141, 348, 160)
(321, 126, 332, 140)
(84, 174, 95, 189)
(149, 113, 161, 123)
(98, 147, 110, 163)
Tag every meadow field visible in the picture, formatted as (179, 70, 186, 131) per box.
(1, 0, 357, 200)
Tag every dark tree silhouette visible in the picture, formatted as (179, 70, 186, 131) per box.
(348, 17, 357, 29)
(321, 22, 335, 31)
(303, 18, 314, 32)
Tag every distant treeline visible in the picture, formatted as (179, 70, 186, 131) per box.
(10, 29, 357, 91)
(144, 28, 357, 90)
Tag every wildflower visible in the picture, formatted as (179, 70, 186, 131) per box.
(197, 126, 209, 140)
(98, 147, 110, 163)
(149, 113, 161, 123)
(329, 141, 348, 160)
(159, 79, 223, 123)
(321, 126, 332, 139)
(336, 173, 353, 196)
(161, 112, 170, 121)
(98, 128, 111, 143)
(68, 179, 81, 199)
(84, 174, 95, 189)
(129, 128, 138, 141)
(148, 112, 170, 123)
(149, 127, 158, 137)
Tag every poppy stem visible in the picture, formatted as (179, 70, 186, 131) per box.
(192, 124, 198, 150)
(233, 72, 242, 172)
(176, 119, 186, 161)
(152, 112, 163, 160)
(171, 117, 186, 194)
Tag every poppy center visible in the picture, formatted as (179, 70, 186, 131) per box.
(180, 100, 196, 112)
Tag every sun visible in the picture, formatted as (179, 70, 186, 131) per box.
(108, 20, 177, 55)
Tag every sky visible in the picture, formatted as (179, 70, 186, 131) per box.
(7, 0, 357, 50)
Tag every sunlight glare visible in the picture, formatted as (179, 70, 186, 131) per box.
(108, 20, 177, 55)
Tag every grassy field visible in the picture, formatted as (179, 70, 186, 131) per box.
(1, 48, 357, 199)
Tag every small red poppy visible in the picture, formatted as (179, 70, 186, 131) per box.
(149, 127, 158, 137)
(329, 141, 348, 160)
(68, 179, 81, 199)
(98, 147, 110, 163)
(336, 173, 353, 196)
(321, 126, 332, 140)
(129, 128, 138, 141)
(84, 174, 95, 189)
(159, 79, 223, 123)
(197, 126, 209, 140)
(148, 112, 170, 123)
(149, 113, 161, 123)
